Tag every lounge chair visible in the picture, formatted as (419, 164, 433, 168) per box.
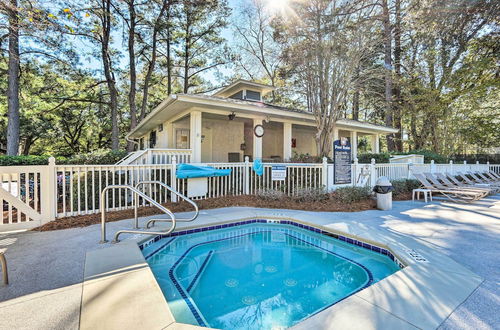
(428, 173, 492, 195)
(486, 171, 500, 181)
(412, 173, 486, 203)
(456, 172, 489, 187)
(475, 172, 500, 184)
(476, 172, 500, 183)
(467, 172, 500, 186)
(457, 172, 500, 193)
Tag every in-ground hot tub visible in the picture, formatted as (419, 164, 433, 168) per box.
(140, 220, 402, 329)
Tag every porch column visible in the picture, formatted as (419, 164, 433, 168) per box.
(350, 131, 358, 160)
(190, 111, 202, 162)
(371, 134, 380, 153)
(253, 118, 263, 160)
(333, 127, 339, 142)
(166, 122, 173, 148)
(283, 122, 292, 161)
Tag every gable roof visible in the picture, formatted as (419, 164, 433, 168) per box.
(127, 93, 398, 138)
(214, 79, 276, 98)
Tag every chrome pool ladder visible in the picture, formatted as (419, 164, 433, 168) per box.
(100, 181, 199, 243)
(135, 181, 199, 229)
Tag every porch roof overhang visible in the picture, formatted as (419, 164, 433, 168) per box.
(127, 94, 398, 139)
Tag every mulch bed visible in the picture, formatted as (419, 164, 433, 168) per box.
(33, 193, 412, 232)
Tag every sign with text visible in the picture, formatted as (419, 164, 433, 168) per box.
(271, 165, 287, 181)
(333, 138, 352, 184)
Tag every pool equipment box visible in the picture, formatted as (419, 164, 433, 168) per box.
(187, 177, 208, 198)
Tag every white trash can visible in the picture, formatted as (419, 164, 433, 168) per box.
(373, 176, 394, 211)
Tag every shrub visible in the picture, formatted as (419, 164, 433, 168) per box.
(357, 153, 390, 164)
(256, 188, 286, 201)
(289, 152, 332, 163)
(390, 179, 420, 196)
(404, 150, 448, 164)
(0, 149, 128, 166)
(334, 186, 371, 203)
(293, 187, 329, 202)
(62, 149, 128, 165)
(0, 155, 61, 166)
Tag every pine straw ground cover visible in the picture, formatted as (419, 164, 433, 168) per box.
(33, 192, 412, 232)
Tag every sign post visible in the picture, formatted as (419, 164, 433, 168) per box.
(271, 165, 287, 181)
(333, 138, 352, 184)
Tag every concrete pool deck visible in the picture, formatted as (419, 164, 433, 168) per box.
(1, 196, 499, 329)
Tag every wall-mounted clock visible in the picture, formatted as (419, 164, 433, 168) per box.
(254, 124, 265, 137)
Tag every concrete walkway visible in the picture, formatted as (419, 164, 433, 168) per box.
(0, 196, 499, 330)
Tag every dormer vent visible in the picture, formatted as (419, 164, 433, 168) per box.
(215, 79, 275, 101)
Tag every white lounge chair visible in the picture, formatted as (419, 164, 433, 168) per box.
(427, 173, 492, 195)
(413, 173, 486, 203)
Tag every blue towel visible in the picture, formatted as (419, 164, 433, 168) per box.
(176, 163, 232, 179)
(253, 158, 263, 176)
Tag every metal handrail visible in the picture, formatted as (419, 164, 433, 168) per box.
(135, 181, 199, 229)
(0, 252, 8, 286)
(100, 185, 176, 243)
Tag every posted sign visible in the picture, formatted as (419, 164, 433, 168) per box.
(271, 165, 287, 181)
(333, 138, 352, 184)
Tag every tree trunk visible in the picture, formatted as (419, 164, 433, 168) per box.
(166, 4, 172, 95)
(22, 136, 33, 155)
(127, 0, 137, 151)
(382, 0, 395, 152)
(393, 0, 403, 152)
(6, 0, 20, 156)
(101, 0, 119, 150)
(139, 0, 169, 121)
(183, 36, 190, 93)
(352, 65, 360, 121)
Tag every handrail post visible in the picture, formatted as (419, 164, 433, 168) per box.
(100, 188, 108, 243)
(134, 189, 139, 229)
(171, 156, 178, 203)
(0, 252, 8, 286)
(244, 156, 250, 194)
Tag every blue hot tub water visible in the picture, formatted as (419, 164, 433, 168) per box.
(143, 222, 400, 330)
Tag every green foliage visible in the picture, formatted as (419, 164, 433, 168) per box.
(357, 153, 390, 163)
(404, 150, 448, 164)
(62, 150, 128, 165)
(290, 152, 331, 163)
(0, 155, 61, 166)
(334, 186, 371, 203)
(390, 179, 421, 196)
(0, 150, 126, 166)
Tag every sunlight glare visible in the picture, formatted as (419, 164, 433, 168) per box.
(263, 0, 293, 16)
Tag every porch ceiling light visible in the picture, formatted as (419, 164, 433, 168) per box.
(228, 112, 236, 120)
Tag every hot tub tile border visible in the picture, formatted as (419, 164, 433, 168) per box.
(138, 219, 404, 269)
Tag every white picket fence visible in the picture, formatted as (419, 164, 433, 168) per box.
(116, 148, 192, 165)
(1, 157, 499, 231)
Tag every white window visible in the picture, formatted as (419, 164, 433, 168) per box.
(176, 129, 190, 149)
